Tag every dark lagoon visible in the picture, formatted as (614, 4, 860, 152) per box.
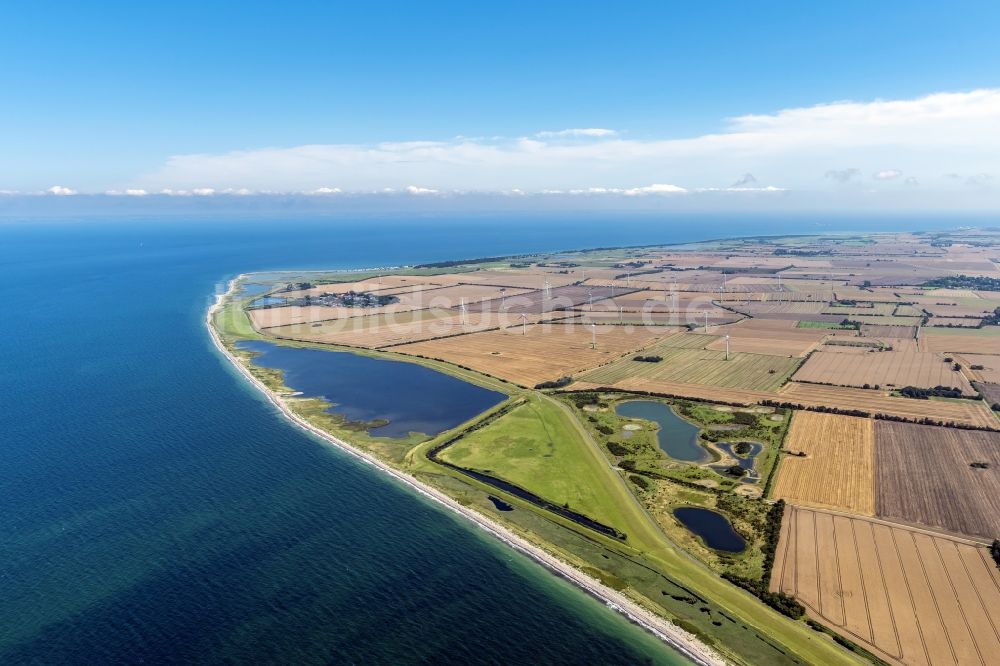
(237, 339, 506, 438)
(616, 400, 707, 462)
(714, 441, 763, 483)
(673, 507, 747, 553)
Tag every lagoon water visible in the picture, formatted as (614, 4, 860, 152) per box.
(0, 214, 970, 663)
(237, 339, 505, 438)
(616, 400, 706, 462)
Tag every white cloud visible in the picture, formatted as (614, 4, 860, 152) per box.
(623, 183, 687, 195)
(873, 169, 902, 180)
(106, 188, 149, 196)
(535, 128, 618, 138)
(405, 185, 439, 195)
(130, 89, 1000, 206)
(192, 188, 215, 196)
(46, 185, 77, 196)
(309, 187, 342, 194)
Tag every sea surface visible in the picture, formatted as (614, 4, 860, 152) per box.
(0, 213, 973, 664)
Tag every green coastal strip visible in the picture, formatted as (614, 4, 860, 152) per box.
(212, 270, 864, 666)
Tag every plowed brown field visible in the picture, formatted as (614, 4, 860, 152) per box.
(791, 351, 975, 395)
(875, 421, 1000, 539)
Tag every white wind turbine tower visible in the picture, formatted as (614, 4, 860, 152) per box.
(520, 313, 528, 335)
(725, 334, 731, 360)
(500, 288, 507, 308)
(591, 323, 597, 349)
(460, 297, 467, 326)
(588, 288, 594, 310)
(704, 310, 709, 333)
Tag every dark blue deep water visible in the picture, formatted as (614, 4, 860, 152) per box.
(0, 213, 970, 664)
(237, 339, 505, 438)
(672, 508, 747, 553)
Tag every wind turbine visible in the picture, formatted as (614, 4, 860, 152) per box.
(591, 323, 597, 349)
(520, 313, 528, 335)
(588, 288, 594, 311)
(704, 310, 709, 333)
(500, 288, 507, 308)
(460, 297, 467, 325)
(725, 334, 731, 360)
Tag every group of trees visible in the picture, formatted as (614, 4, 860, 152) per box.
(535, 376, 573, 389)
(898, 385, 965, 400)
(632, 355, 663, 363)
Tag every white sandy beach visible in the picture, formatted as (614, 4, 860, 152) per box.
(207, 277, 726, 666)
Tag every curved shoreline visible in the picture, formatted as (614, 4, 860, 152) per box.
(207, 275, 727, 666)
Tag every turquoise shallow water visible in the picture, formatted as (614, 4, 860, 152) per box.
(0, 214, 968, 663)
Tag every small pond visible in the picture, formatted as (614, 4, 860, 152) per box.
(250, 296, 288, 307)
(237, 340, 506, 438)
(615, 400, 707, 462)
(713, 441, 763, 484)
(673, 507, 747, 553)
(239, 282, 273, 296)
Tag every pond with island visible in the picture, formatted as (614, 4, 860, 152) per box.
(615, 400, 708, 462)
(237, 340, 506, 438)
(712, 441, 763, 484)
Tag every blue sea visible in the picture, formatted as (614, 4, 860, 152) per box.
(0, 213, 972, 664)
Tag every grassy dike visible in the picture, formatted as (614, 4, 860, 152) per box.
(212, 277, 863, 666)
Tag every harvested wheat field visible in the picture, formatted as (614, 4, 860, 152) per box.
(571, 378, 776, 405)
(777, 382, 998, 428)
(580, 346, 801, 392)
(771, 505, 1000, 666)
(875, 421, 1000, 539)
(860, 324, 917, 339)
(263, 309, 569, 349)
(956, 354, 1000, 382)
(704, 319, 832, 357)
(392, 323, 673, 387)
(791, 351, 975, 394)
(919, 326, 1000, 353)
(771, 412, 875, 514)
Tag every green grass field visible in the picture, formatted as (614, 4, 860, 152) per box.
(439, 395, 643, 531)
(581, 347, 800, 391)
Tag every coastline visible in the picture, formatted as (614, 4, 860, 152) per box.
(207, 276, 727, 666)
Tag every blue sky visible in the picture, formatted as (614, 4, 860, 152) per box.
(2, 1, 999, 209)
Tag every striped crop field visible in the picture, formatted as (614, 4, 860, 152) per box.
(580, 346, 801, 391)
